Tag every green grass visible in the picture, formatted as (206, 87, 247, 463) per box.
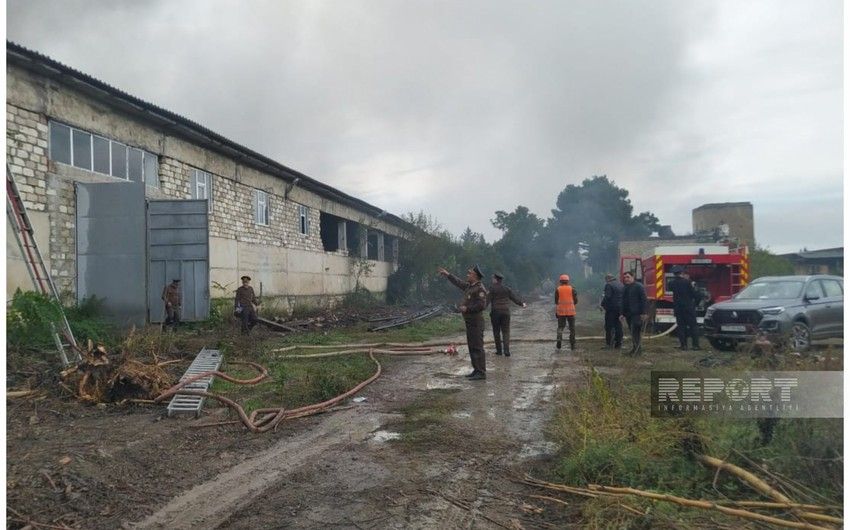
(546, 342, 844, 527)
(210, 351, 382, 413)
(208, 313, 464, 413)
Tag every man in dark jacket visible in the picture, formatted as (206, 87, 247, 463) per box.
(668, 266, 701, 350)
(234, 275, 261, 335)
(599, 273, 624, 349)
(620, 271, 647, 356)
(488, 272, 527, 357)
(438, 265, 489, 380)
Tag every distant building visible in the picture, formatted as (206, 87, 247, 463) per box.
(692, 202, 754, 248)
(779, 248, 844, 276)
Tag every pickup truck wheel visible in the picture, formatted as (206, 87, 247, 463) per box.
(708, 338, 736, 351)
(790, 321, 811, 353)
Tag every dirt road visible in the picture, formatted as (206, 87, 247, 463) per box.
(133, 301, 590, 529)
(7, 301, 603, 529)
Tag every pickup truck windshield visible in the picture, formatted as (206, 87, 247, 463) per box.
(736, 281, 803, 300)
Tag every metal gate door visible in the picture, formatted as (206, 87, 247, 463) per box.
(147, 200, 209, 322)
(76, 181, 147, 326)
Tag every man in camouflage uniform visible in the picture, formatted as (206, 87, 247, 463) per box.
(438, 265, 488, 380)
(161, 278, 182, 330)
(488, 272, 527, 357)
(234, 275, 261, 335)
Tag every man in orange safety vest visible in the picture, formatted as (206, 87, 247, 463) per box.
(554, 274, 579, 350)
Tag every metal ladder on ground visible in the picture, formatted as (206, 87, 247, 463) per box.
(167, 348, 223, 417)
(6, 163, 80, 366)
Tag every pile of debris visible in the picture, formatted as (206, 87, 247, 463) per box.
(60, 339, 176, 403)
(259, 305, 444, 334)
(367, 305, 447, 331)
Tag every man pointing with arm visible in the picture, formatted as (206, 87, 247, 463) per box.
(438, 265, 489, 380)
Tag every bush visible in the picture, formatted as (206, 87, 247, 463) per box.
(341, 287, 380, 309)
(7, 290, 112, 351)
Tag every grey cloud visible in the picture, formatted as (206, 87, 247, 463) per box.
(7, 0, 842, 250)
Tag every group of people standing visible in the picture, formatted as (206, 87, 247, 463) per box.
(438, 265, 588, 381)
(437, 265, 527, 380)
(599, 271, 649, 355)
(161, 274, 261, 335)
(598, 266, 702, 353)
(440, 263, 704, 380)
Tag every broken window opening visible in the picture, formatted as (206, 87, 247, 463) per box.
(346, 222, 361, 255)
(367, 231, 379, 260)
(320, 211, 347, 252)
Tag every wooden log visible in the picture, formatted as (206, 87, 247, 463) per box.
(696, 454, 841, 526)
(587, 485, 832, 530)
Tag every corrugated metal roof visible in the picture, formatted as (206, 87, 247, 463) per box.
(781, 247, 844, 260)
(6, 41, 412, 231)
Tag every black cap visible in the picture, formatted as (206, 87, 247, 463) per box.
(470, 265, 483, 280)
(493, 272, 504, 281)
(172, 278, 181, 283)
(241, 275, 251, 281)
(672, 266, 684, 275)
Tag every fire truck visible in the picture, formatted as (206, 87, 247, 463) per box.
(619, 244, 750, 330)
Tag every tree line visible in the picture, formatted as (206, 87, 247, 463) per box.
(386, 175, 795, 305)
(387, 175, 661, 303)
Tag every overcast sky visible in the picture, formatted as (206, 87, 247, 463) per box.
(7, 0, 843, 253)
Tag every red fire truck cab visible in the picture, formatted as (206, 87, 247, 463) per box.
(619, 244, 750, 330)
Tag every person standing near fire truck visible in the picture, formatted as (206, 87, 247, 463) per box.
(554, 274, 578, 350)
(620, 271, 647, 355)
(600, 273, 624, 349)
(669, 266, 701, 350)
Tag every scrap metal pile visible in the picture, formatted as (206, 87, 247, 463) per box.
(259, 304, 448, 333)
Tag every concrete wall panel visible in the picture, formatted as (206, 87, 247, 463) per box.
(6, 67, 48, 113)
(6, 210, 51, 299)
(163, 135, 237, 179)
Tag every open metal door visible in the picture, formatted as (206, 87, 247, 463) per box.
(76, 181, 147, 327)
(147, 199, 209, 322)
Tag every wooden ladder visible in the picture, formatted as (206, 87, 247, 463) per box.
(6, 163, 80, 366)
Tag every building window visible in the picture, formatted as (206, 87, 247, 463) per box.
(254, 189, 269, 226)
(191, 169, 213, 211)
(144, 152, 159, 188)
(298, 204, 310, 235)
(49, 122, 71, 164)
(383, 234, 396, 263)
(48, 120, 159, 187)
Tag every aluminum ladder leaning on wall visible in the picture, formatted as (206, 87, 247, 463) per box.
(6, 163, 80, 366)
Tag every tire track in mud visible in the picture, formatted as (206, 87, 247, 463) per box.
(133, 301, 591, 529)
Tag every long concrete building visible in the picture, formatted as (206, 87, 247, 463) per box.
(6, 42, 410, 325)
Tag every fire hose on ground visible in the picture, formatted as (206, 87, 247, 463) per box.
(155, 326, 681, 433)
(154, 344, 460, 432)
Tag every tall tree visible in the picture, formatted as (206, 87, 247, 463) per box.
(546, 175, 659, 273)
(750, 246, 794, 279)
(491, 206, 546, 290)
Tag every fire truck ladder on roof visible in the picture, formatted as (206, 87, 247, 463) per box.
(6, 163, 80, 366)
